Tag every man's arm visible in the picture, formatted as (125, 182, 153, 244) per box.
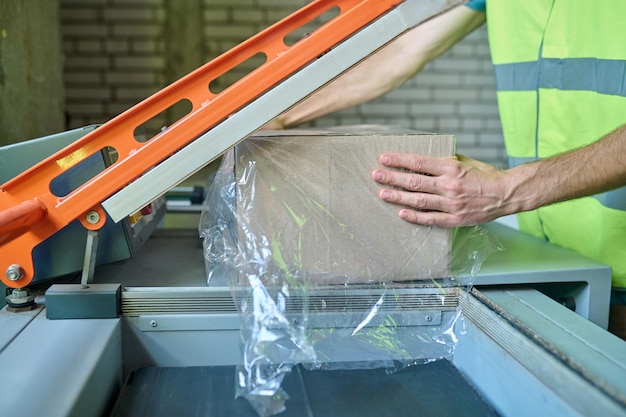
(264, 4, 486, 129)
(371, 124, 626, 227)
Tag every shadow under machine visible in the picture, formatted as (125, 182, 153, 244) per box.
(1, 1, 625, 416)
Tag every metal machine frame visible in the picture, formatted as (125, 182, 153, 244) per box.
(1, 287, 625, 417)
(0, 0, 462, 288)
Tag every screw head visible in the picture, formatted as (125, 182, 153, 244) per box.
(6, 264, 24, 281)
(86, 210, 100, 224)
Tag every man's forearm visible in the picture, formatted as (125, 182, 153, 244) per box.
(510, 124, 626, 212)
(371, 124, 626, 227)
(266, 5, 485, 129)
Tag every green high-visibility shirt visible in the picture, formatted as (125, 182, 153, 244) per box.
(486, 0, 626, 287)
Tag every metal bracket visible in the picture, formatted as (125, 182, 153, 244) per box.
(81, 229, 100, 287)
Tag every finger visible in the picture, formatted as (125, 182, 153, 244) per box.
(380, 153, 455, 177)
(397, 208, 466, 227)
(372, 169, 437, 193)
(379, 189, 445, 212)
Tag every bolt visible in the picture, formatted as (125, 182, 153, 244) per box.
(12, 289, 29, 298)
(86, 210, 100, 225)
(150, 320, 158, 328)
(6, 264, 24, 281)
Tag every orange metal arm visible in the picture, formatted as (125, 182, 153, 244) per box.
(0, 0, 404, 288)
(0, 200, 47, 244)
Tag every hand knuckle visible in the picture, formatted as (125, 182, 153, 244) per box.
(423, 216, 437, 226)
(408, 175, 422, 191)
(445, 181, 463, 196)
(409, 156, 426, 172)
(449, 199, 465, 212)
(414, 195, 428, 209)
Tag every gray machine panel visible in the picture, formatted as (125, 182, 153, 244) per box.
(0, 127, 164, 305)
(477, 222, 612, 328)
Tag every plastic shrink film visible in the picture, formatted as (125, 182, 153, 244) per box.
(199, 129, 501, 416)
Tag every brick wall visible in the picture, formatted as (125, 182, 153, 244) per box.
(0, 0, 65, 144)
(60, 0, 507, 168)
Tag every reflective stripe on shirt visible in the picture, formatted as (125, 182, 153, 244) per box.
(494, 58, 626, 97)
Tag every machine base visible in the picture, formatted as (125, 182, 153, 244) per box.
(45, 283, 121, 319)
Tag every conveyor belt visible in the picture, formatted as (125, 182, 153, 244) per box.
(110, 360, 500, 417)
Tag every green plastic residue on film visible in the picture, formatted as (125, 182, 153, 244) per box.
(354, 314, 412, 361)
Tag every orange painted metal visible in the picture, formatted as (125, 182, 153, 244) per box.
(0, 0, 404, 288)
(0, 200, 47, 245)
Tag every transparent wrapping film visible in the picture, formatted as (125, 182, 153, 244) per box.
(199, 130, 502, 416)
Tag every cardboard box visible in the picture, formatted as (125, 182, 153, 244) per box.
(234, 127, 455, 284)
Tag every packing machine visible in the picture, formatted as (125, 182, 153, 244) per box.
(1, 226, 624, 416)
(1, 0, 625, 416)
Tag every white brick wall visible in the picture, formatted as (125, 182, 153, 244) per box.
(61, 0, 507, 168)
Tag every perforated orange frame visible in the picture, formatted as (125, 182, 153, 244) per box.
(0, 0, 403, 288)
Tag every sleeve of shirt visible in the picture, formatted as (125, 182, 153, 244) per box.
(464, 0, 486, 12)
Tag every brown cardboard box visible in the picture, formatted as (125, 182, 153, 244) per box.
(234, 127, 455, 285)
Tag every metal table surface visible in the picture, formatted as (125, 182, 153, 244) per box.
(95, 222, 611, 326)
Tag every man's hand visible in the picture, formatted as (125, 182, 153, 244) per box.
(371, 153, 518, 227)
(372, 123, 626, 227)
